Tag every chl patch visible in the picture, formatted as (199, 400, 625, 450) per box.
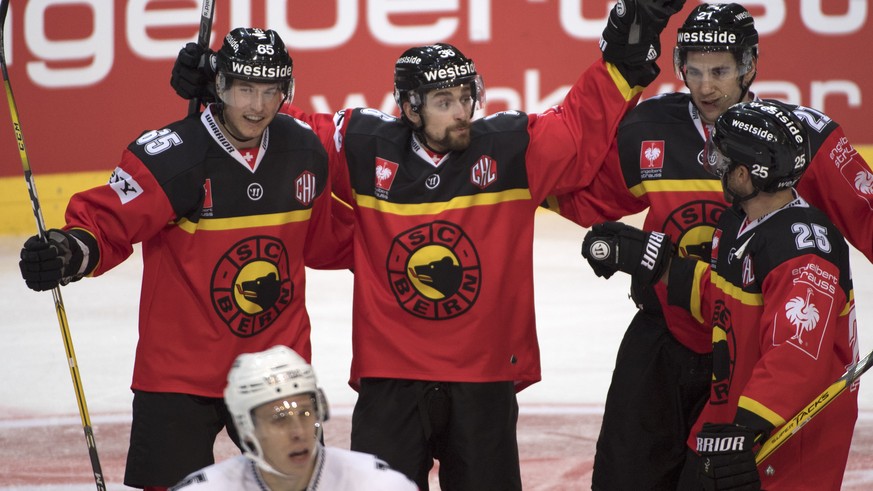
(470, 155, 497, 190)
(386, 221, 481, 320)
(295, 170, 316, 206)
(211, 236, 293, 337)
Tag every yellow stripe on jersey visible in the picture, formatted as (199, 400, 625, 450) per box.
(841, 289, 855, 316)
(711, 270, 764, 306)
(689, 259, 709, 324)
(605, 62, 645, 101)
(176, 209, 314, 233)
(738, 395, 786, 429)
(629, 179, 723, 198)
(355, 188, 532, 216)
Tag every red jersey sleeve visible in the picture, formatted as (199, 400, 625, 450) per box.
(63, 150, 176, 275)
(797, 125, 873, 263)
(524, 60, 644, 203)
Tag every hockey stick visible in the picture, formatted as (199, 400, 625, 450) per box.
(756, 348, 873, 465)
(0, 2, 106, 489)
(188, 0, 216, 115)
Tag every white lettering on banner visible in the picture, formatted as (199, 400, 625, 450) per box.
(559, 0, 609, 40)
(723, 0, 866, 35)
(811, 81, 862, 111)
(653, 80, 862, 115)
(13, 1, 870, 88)
(369, 0, 458, 45)
(307, 69, 570, 117)
(366, 0, 492, 45)
(802, 0, 867, 35)
(268, 0, 356, 49)
(126, 0, 199, 59)
(25, 0, 113, 88)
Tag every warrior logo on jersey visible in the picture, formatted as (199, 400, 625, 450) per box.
(375, 158, 400, 199)
(210, 236, 293, 337)
(387, 221, 481, 320)
(773, 265, 836, 359)
(661, 201, 726, 265)
(710, 299, 737, 406)
(471, 155, 497, 189)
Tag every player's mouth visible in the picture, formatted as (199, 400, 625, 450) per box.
(287, 448, 310, 462)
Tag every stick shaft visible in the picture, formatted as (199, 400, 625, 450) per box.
(756, 349, 873, 464)
(188, 0, 216, 115)
(0, 2, 106, 489)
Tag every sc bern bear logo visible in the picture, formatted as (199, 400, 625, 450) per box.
(387, 221, 481, 320)
(211, 236, 293, 337)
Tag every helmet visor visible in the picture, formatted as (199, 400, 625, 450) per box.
(703, 132, 733, 178)
(252, 395, 322, 436)
(217, 73, 290, 112)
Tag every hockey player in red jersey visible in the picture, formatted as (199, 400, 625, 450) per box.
(168, 1, 687, 488)
(581, 100, 859, 490)
(170, 346, 417, 491)
(18, 28, 351, 490)
(548, 3, 873, 489)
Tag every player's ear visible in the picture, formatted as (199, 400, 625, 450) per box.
(742, 59, 757, 85)
(402, 101, 421, 125)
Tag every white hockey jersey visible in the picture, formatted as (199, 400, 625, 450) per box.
(170, 446, 417, 490)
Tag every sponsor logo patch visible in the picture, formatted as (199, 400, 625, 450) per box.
(375, 157, 400, 199)
(108, 167, 143, 205)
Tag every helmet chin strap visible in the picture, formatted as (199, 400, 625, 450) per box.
(214, 103, 257, 144)
(244, 438, 324, 481)
(242, 418, 325, 481)
(721, 170, 759, 206)
(214, 95, 289, 146)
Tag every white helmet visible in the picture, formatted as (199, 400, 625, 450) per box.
(224, 345, 328, 474)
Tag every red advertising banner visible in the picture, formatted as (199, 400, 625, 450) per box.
(0, 0, 870, 178)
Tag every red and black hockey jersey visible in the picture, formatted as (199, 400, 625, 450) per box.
(550, 92, 873, 353)
(668, 197, 858, 490)
(287, 60, 642, 390)
(63, 105, 352, 397)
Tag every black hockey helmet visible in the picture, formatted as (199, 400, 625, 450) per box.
(393, 43, 484, 122)
(705, 100, 810, 194)
(214, 27, 294, 100)
(674, 3, 759, 80)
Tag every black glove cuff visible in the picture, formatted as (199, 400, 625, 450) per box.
(67, 228, 99, 277)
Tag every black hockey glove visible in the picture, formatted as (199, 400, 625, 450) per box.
(170, 42, 216, 103)
(19, 229, 86, 291)
(581, 221, 672, 285)
(600, 0, 685, 86)
(696, 423, 761, 491)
